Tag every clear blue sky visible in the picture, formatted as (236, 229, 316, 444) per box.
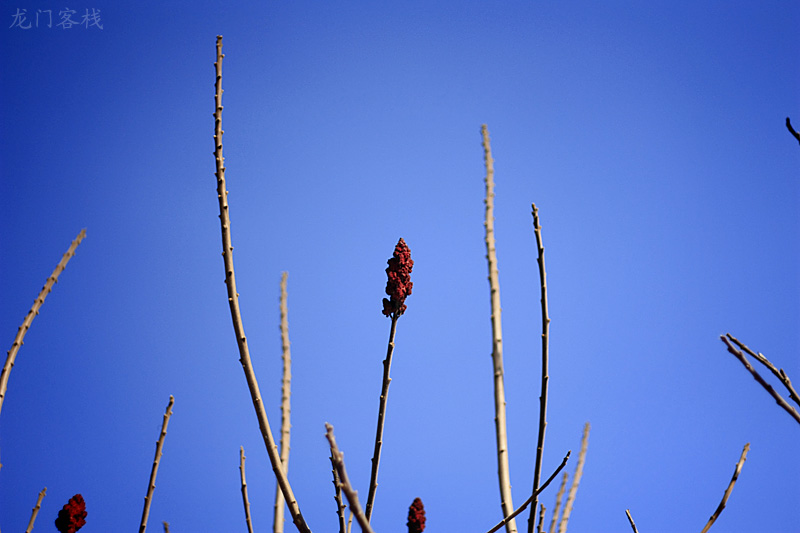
(1, 2, 798, 532)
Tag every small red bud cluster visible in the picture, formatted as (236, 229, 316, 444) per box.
(55, 494, 87, 533)
(407, 497, 426, 533)
(382, 238, 413, 318)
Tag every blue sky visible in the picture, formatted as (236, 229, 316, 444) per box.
(1, 2, 798, 532)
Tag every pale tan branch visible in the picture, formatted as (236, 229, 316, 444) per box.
(481, 124, 517, 533)
(487, 451, 571, 533)
(625, 510, 639, 533)
(212, 36, 310, 533)
(275, 272, 293, 533)
(0, 228, 86, 418)
(699, 443, 750, 533)
(720, 336, 800, 425)
(364, 315, 399, 522)
(558, 423, 590, 533)
(325, 423, 376, 533)
(25, 487, 46, 533)
(548, 472, 567, 533)
(725, 334, 800, 409)
(241, 447, 255, 533)
(139, 395, 174, 533)
(536, 504, 546, 533)
(527, 203, 551, 533)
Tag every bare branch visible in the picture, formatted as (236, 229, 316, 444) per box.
(482, 124, 517, 533)
(331, 455, 348, 533)
(241, 447, 255, 533)
(699, 443, 750, 533)
(536, 504, 546, 533)
(364, 314, 399, 522)
(527, 203, 551, 533)
(725, 334, 800, 409)
(548, 472, 568, 533)
(558, 423, 590, 533)
(625, 510, 639, 533)
(720, 336, 800, 425)
(163, 522, 170, 533)
(487, 451, 571, 533)
(212, 36, 310, 533)
(25, 487, 46, 533)
(325, 423, 376, 533)
(786, 117, 800, 146)
(1, 228, 86, 418)
(275, 272, 293, 533)
(140, 395, 174, 533)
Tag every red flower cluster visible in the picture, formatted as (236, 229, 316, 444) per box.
(382, 238, 413, 317)
(407, 497, 426, 533)
(55, 494, 87, 533)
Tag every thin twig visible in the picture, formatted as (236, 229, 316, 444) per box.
(725, 334, 800, 409)
(325, 423, 376, 533)
(548, 472, 567, 533)
(331, 454, 348, 533)
(212, 36, 311, 533)
(163, 522, 170, 533)
(364, 314, 399, 522)
(720, 336, 800, 425)
(481, 124, 517, 533)
(25, 487, 46, 533)
(699, 443, 750, 533)
(487, 451, 571, 533)
(536, 504, 546, 533)
(0, 228, 86, 418)
(140, 395, 174, 533)
(241, 447, 255, 533)
(275, 272, 293, 533)
(558, 423, 590, 533)
(527, 203, 551, 533)
(625, 510, 639, 533)
(786, 117, 800, 146)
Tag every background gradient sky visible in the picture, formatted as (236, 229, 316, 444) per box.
(1, 2, 798, 532)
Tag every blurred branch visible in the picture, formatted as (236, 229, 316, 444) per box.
(25, 487, 46, 533)
(625, 510, 639, 533)
(481, 124, 518, 533)
(240, 447, 255, 533)
(548, 471, 568, 533)
(212, 35, 311, 533)
(699, 443, 750, 533)
(163, 522, 170, 533)
(720, 335, 800, 425)
(0, 228, 86, 419)
(364, 314, 399, 522)
(724, 334, 800, 409)
(275, 273, 293, 533)
(139, 395, 174, 533)
(325, 423, 375, 533)
(487, 451, 571, 533)
(536, 504, 546, 533)
(330, 454, 347, 533)
(558, 423, 590, 533)
(527, 203, 551, 533)
(786, 117, 800, 145)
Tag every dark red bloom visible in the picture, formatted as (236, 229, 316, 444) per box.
(382, 238, 413, 317)
(407, 497, 426, 533)
(55, 494, 87, 533)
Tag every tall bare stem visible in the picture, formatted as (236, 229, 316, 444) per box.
(240, 447, 255, 533)
(25, 487, 47, 533)
(212, 35, 310, 533)
(481, 124, 517, 533)
(139, 395, 174, 533)
(364, 314, 398, 522)
(274, 272, 293, 533)
(0, 228, 86, 418)
(527, 203, 551, 533)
